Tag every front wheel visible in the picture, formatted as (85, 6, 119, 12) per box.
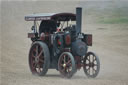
(58, 52, 76, 78)
(83, 52, 100, 78)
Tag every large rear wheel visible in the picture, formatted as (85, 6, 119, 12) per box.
(58, 52, 76, 78)
(83, 52, 100, 78)
(29, 41, 50, 76)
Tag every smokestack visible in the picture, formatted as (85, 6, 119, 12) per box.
(76, 7, 82, 34)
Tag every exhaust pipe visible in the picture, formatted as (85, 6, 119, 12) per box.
(76, 7, 82, 34)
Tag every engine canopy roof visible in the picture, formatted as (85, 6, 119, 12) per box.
(25, 13, 76, 21)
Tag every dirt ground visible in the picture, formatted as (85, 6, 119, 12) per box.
(1, 1, 128, 85)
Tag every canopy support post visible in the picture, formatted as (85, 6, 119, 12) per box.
(34, 20, 37, 33)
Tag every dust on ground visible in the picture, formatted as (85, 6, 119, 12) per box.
(1, 1, 128, 85)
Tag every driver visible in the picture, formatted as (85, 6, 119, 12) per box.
(39, 20, 58, 34)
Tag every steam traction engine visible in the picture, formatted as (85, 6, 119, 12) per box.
(25, 7, 100, 78)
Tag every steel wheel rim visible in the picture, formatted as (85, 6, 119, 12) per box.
(84, 52, 100, 78)
(29, 43, 44, 75)
(59, 54, 72, 76)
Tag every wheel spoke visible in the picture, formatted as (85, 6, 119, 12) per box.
(93, 56, 96, 62)
(88, 55, 91, 63)
(62, 67, 66, 72)
(39, 59, 44, 63)
(37, 64, 40, 68)
(64, 55, 66, 63)
(60, 64, 63, 66)
(65, 66, 69, 73)
(67, 68, 70, 72)
(33, 48, 36, 52)
(38, 66, 41, 73)
(32, 60, 36, 64)
(32, 53, 36, 58)
(92, 67, 96, 75)
(94, 64, 97, 66)
(38, 50, 43, 58)
(66, 60, 71, 65)
(86, 66, 90, 71)
(92, 67, 96, 72)
(87, 58, 90, 61)
(89, 67, 91, 75)
(85, 64, 89, 66)
(33, 63, 37, 68)
(92, 55, 94, 62)
(36, 45, 38, 56)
